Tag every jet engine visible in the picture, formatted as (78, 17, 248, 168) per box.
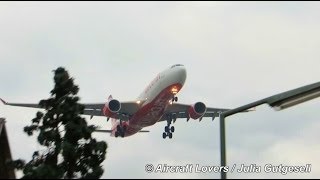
(188, 102, 206, 120)
(103, 98, 121, 117)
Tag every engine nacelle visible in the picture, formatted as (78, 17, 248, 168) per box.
(188, 102, 207, 120)
(103, 98, 121, 117)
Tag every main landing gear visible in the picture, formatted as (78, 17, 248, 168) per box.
(115, 121, 126, 138)
(162, 114, 176, 139)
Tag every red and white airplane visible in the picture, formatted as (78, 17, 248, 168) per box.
(1, 64, 230, 139)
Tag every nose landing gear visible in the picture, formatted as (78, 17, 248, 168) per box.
(172, 96, 178, 102)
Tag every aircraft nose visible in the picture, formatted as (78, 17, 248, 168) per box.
(176, 66, 187, 85)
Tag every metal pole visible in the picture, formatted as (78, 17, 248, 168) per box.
(220, 113, 227, 179)
(217, 81, 320, 179)
(219, 100, 265, 179)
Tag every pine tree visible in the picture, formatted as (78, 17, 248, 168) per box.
(11, 67, 107, 179)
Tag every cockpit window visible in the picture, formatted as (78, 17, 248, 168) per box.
(171, 64, 184, 68)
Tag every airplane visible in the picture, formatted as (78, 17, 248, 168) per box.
(1, 64, 232, 139)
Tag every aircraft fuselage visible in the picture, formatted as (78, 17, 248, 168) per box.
(110, 64, 186, 137)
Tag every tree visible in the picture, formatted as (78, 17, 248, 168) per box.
(10, 67, 107, 179)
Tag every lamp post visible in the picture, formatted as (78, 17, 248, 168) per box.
(220, 81, 320, 179)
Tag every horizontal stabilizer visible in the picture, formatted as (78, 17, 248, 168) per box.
(94, 129, 150, 133)
(137, 130, 150, 133)
(94, 130, 113, 133)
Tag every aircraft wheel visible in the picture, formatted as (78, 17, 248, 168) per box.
(162, 132, 167, 139)
(165, 126, 169, 133)
(121, 131, 125, 138)
(171, 126, 175, 133)
(168, 133, 173, 139)
(115, 131, 119, 138)
(174, 97, 178, 102)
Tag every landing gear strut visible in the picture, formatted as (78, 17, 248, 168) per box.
(115, 121, 126, 138)
(162, 114, 176, 139)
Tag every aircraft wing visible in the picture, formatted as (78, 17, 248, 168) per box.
(1, 98, 140, 121)
(159, 103, 230, 122)
(82, 101, 141, 121)
(1, 98, 41, 108)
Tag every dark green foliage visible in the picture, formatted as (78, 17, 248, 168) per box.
(11, 67, 107, 179)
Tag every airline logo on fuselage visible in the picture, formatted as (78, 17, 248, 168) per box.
(138, 93, 169, 127)
(147, 96, 168, 118)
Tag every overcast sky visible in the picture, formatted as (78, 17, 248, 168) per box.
(1, 1, 320, 178)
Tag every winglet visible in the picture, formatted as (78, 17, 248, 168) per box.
(108, 95, 113, 101)
(0, 98, 7, 105)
